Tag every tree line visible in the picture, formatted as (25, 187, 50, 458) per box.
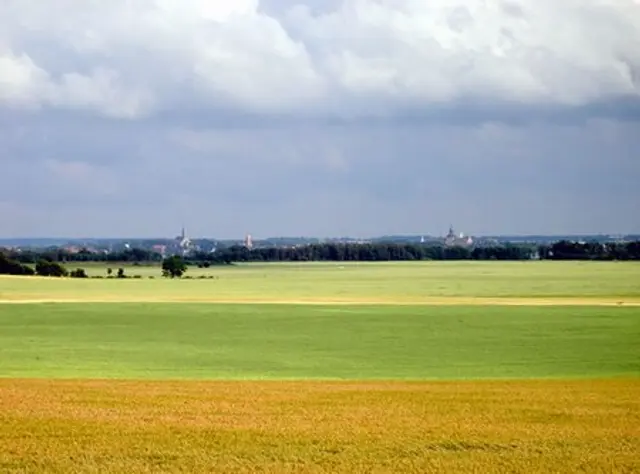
(8, 248, 163, 264)
(1, 239, 639, 274)
(191, 242, 537, 263)
(188, 240, 640, 264)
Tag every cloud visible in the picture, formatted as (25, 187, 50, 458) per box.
(1, 0, 639, 120)
(1, 1, 639, 238)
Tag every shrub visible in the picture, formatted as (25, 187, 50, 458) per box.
(117, 268, 126, 279)
(69, 268, 88, 278)
(35, 260, 68, 277)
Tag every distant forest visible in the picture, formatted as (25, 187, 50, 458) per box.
(2, 240, 640, 271)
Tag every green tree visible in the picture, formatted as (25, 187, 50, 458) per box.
(162, 256, 187, 278)
(117, 268, 126, 279)
(35, 259, 68, 277)
(0, 253, 35, 275)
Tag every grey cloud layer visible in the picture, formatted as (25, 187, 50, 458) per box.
(1, 1, 639, 238)
(2, 116, 638, 237)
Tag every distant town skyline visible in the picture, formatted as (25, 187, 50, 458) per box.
(1, 226, 637, 243)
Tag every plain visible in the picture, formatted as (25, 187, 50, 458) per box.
(1, 261, 640, 304)
(0, 303, 638, 380)
(0, 261, 639, 473)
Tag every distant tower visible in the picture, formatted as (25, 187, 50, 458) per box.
(244, 233, 253, 249)
(445, 225, 457, 246)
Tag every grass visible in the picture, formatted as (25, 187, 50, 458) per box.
(1, 379, 638, 473)
(0, 303, 638, 380)
(1, 261, 640, 302)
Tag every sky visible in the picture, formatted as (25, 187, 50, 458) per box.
(1, 0, 639, 239)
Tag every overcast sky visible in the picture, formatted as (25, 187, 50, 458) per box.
(2, 0, 639, 239)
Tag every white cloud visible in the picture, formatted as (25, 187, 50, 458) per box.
(0, 50, 48, 107)
(0, 49, 151, 117)
(0, 0, 639, 119)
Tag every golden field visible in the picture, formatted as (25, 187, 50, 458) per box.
(1, 379, 638, 473)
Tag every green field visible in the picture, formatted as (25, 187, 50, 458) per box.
(0, 261, 638, 473)
(1, 303, 638, 380)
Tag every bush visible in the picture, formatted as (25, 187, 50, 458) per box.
(117, 268, 126, 279)
(35, 259, 68, 277)
(69, 268, 88, 278)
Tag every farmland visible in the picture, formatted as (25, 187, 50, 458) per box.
(1, 260, 640, 304)
(1, 303, 638, 380)
(0, 261, 639, 472)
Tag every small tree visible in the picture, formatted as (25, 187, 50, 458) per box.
(107, 268, 113, 277)
(162, 256, 187, 278)
(117, 268, 126, 279)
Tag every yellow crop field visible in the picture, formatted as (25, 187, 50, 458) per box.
(1, 379, 638, 473)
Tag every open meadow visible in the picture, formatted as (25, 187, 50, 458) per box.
(2, 260, 640, 304)
(0, 261, 639, 472)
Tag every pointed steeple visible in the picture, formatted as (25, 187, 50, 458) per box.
(447, 224, 455, 238)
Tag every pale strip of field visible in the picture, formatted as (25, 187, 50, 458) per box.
(1, 296, 640, 306)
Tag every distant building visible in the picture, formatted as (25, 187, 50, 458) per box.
(244, 234, 253, 249)
(444, 225, 474, 247)
(174, 227, 194, 255)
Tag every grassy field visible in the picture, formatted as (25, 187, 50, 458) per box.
(0, 261, 639, 472)
(2, 261, 640, 303)
(0, 303, 638, 380)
